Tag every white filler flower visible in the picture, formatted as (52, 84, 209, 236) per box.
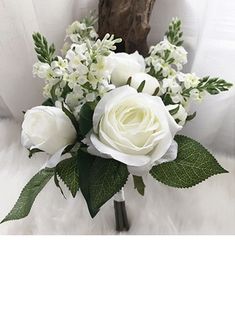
(85, 86, 182, 174)
(108, 51, 145, 86)
(22, 106, 76, 155)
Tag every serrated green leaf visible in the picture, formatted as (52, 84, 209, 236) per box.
(1, 168, 54, 223)
(133, 175, 145, 196)
(150, 135, 228, 188)
(89, 158, 129, 214)
(77, 150, 97, 217)
(55, 155, 79, 197)
(79, 103, 94, 136)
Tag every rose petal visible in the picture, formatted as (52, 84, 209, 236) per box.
(89, 133, 150, 166)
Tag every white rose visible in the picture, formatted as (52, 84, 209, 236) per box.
(84, 86, 182, 175)
(129, 72, 160, 95)
(108, 51, 145, 86)
(22, 106, 76, 155)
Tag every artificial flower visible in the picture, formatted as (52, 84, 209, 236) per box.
(84, 86, 181, 174)
(22, 106, 76, 155)
(129, 72, 160, 95)
(108, 51, 145, 86)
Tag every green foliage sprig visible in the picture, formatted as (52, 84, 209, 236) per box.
(165, 18, 183, 46)
(182, 77, 233, 98)
(32, 32, 55, 64)
(197, 77, 233, 95)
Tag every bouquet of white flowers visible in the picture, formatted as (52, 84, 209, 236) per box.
(1, 17, 232, 230)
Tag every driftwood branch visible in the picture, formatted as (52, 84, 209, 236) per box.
(98, 0, 156, 56)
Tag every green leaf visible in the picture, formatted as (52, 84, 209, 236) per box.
(133, 175, 145, 196)
(55, 155, 79, 197)
(89, 158, 129, 215)
(186, 112, 197, 122)
(1, 168, 54, 223)
(54, 172, 66, 199)
(61, 83, 72, 99)
(42, 98, 54, 106)
(77, 150, 97, 217)
(62, 103, 80, 138)
(162, 93, 173, 105)
(126, 77, 132, 85)
(79, 103, 94, 136)
(150, 135, 228, 188)
(137, 80, 146, 92)
(153, 87, 160, 96)
(169, 105, 180, 116)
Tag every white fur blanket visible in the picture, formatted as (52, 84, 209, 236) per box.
(0, 119, 234, 235)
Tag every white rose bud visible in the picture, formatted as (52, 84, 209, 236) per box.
(166, 104, 188, 126)
(84, 86, 181, 175)
(107, 51, 145, 86)
(129, 72, 160, 95)
(21, 106, 76, 155)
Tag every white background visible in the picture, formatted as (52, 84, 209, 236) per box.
(0, 237, 235, 318)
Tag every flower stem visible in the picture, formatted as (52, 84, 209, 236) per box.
(113, 189, 129, 232)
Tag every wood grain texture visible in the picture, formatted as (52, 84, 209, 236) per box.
(98, 0, 155, 56)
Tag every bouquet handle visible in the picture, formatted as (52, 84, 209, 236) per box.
(113, 188, 129, 232)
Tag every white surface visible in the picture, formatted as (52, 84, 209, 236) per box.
(1, 238, 235, 318)
(0, 119, 234, 235)
(0, 0, 235, 234)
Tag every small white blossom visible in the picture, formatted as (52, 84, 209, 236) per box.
(66, 20, 98, 44)
(33, 20, 122, 116)
(65, 92, 80, 108)
(86, 92, 96, 102)
(73, 84, 84, 98)
(190, 89, 205, 101)
(90, 29, 98, 39)
(61, 42, 71, 56)
(55, 101, 63, 108)
(43, 83, 52, 98)
(77, 64, 88, 74)
(171, 94, 184, 104)
(77, 75, 87, 85)
(184, 73, 200, 89)
(33, 62, 50, 78)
